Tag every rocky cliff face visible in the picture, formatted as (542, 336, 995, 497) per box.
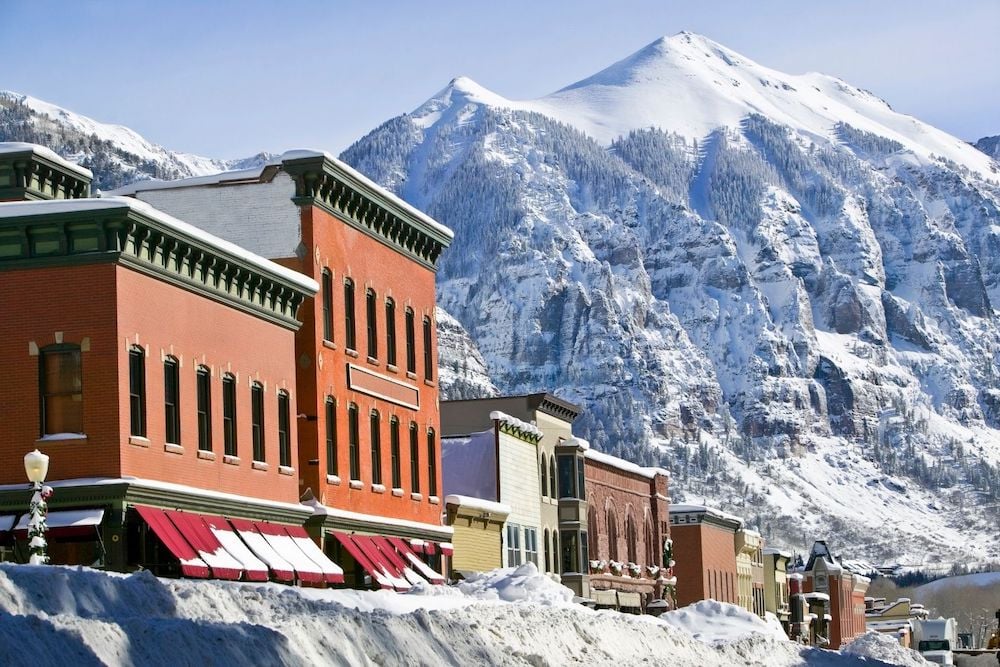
(975, 135, 1000, 160)
(342, 35, 1000, 564)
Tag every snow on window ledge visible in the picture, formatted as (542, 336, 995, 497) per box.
(326, 474, 342, 485)
(410, 492, 423, 501)
(164, 444, 184, 455)
(252, 461, 269, 471)
(428, 495, 440, 505)
(371, 483, 386, 493)
(278, 465, 295, 476)
(391, 487, 404, 497)
(196, 450, 216, 461)
(223, 455, 241, 466)
(37, 433, 87, 442)
(128, 436, 150, 447)
(349, 480, 364, 490)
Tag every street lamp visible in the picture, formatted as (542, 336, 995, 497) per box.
(23, 449, 50, 565)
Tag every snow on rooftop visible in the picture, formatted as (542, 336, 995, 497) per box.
(444, 495, 511, 516)
(562, 436, 590, 450)
(0, 141, 93, 179)
(0, 197, 317, 293)
(107, 148, 454, 241)
(489, 410, 544, 440)
(583, 448, 670, 480)
(442, 430, 499, 501)
(670, 504, 745, 525)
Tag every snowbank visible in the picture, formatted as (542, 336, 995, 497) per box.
(658, 599, 789, 644)
(0, 564, 919, 666)
(842, 632, 932, 666)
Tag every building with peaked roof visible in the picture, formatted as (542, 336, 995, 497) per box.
(107, 150, 456, 581)
(801, 540, 870, 648)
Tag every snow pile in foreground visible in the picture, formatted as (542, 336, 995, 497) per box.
(658, 599, 789, 644)
(0, 564, 911, 666)
(841, 632, 931, 666)
(455, 562, 575, 605)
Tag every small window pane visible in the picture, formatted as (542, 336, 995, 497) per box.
(278, 392, 291, 467)
(164, 359, 180, 445)
(223, 375, 237, 456)
(251, 383, 265, 462)
(196, 367, 211, 452)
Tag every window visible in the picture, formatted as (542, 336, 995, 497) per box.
(251, 382, 265, 462)
(325, 397, 337, 476)
(543, 528, 550, 572)
(606, 507, 619, 562)
(549, 458, 557, 499)
(321, 269, 333, 342)
(390, 417, 401, 489)
(40, 344, 83, 435)
(348, 403, 360, 480)
(588, 508, 599, 559)
(409, 422, 420, 493)
(581, 530, 589, 569)
(385, 298, 397, 367)
(506, 523, 522, 566)
(552, 532, 559, 574)
(222, 375, 237, 456)
(524, 527, 538, 565)
(558, 454, 576, 498)
(196, 366, 212, 452)
(626, 513, 638, 564)
(540, 454, 548, 497)
(404, 308, 416, 373)
(278, 391, 291, 467)
(366, 288, 378, 359)
(370, 410, 382, 485)
(427, 428, 437, 496)
(560, 530, 578, 573)
(128, 347, 146, 437)
(344, 279, 356, 350)
(422, 316, 433, 380)
(164, 358, 180, 445)
(644, 518, 655, 565)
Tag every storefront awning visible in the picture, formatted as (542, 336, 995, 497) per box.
(135, 506, 209, 578)
(330, 532, 394, 590)
(437, 542, 454, 556)
(351, 535, 410, 591)
(283, 525, 344, 584)
(164, 510, 244, 581)
(387, 536, 446, 584)
(0, 514, 19, 539)
(14, 508, 103, 539)
(228, 518, 295, 582)
(252, 522, 325, 584)
(370, 536, 426, 586)
(202, 516, 270, 582)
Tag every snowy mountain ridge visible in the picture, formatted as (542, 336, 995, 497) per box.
(0, 90, 271, 190)
(343, 32, 1000, 567)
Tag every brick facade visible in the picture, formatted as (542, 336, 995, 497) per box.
(670, 505, 741, 607)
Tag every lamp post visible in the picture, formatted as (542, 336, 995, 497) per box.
(23, 449, 50, 565)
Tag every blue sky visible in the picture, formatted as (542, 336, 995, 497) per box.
(1, 0, 997, 159)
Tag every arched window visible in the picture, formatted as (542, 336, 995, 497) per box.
(588, 507, 599, 559)
(626, 511, 638, 564)
(549, 457, 557, 498)
(606, 504, 619, 562)
(552, 531, 560, 574)
(540, 454, 548, 497)
(543, 528, 550, 572)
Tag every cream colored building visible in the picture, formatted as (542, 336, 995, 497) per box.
(763, 548, 791, 631)
(735, 528, 765, 617)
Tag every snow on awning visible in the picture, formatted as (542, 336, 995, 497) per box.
(330, 531, 393, 590)
(350, 535, 410, 591)
(436, 542, 454, 556)
(202, 516, 269, 582)
(387, 536, 446, 584)
(0, 514, 19, 535)
(164, 510, 244, 581)
(14, 508, 103, 539)
(252, 522, 325, 584)
(370, 536, 427, 586)
(135, 506, 209, 578)
(283, 525, 344, 584)
(408, 538, 426, 554)
(228, 518, 295, 582)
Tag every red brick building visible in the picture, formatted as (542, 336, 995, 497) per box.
(801, 540, 870, 648)
(0, 143, 327, 579)
(583, 446, 672, 612)
(669, 504, 742, 608)
(110, 150, 456, 584)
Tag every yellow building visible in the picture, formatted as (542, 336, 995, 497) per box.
(735, 528, 765, 617)
(445, 495, 510, 576)
(763, 548, 791, 631)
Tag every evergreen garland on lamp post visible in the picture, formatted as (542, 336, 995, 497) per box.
(23, 450, 51, 565)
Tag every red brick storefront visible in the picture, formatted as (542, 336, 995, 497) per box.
(669, 504, 741, 607)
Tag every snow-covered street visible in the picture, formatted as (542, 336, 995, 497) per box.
(0, 563, 930, 666)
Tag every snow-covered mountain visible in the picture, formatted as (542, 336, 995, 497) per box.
(976, 135, 1000, 160)
(342, 32, 1000, 566)
(0, 91, 270, 190)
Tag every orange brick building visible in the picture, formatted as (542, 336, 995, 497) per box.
(0, 143, 324, 578)
(669, 504, 742, 608)
(110, 150, 456, 584)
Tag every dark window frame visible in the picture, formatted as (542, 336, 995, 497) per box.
(196, 366, 212, 452)
(422, 316, 433, 381)
(427, 427, 437, 497)
(409, 421, 420, 494)
(39, 343, 83, 436)
(251, 382, 265, 462)
(325, 397, 338, 476)
(222, 374, 237, 456)
(390, 417, 401, 489)
(404, 308, 416, 373)
(385, 298, 397, 367)
(163, 357, 180, 445)
(321, 269, 333, 342)
(366, 288, 378, 359)
(344, 278, 357, 351)
(348, 403, 360, 481)
(128, 346, 146, 437)
(278, 390, 291, 467)
(370, 409, 382, 485)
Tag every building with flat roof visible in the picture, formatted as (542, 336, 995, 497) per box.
(109, 150, 456, 580)
(669, 504, 742, 608)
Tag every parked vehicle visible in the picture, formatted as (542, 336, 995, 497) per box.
(912, 617, 958, 665)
